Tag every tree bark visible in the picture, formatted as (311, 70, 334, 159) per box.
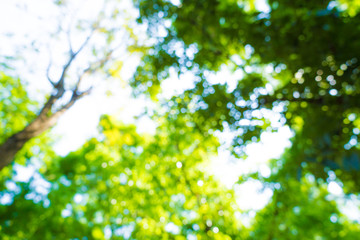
(0, 88, 93, 170)
(0, 114, 57, 170)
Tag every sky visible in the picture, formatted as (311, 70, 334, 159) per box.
(1, 0, 359, 223)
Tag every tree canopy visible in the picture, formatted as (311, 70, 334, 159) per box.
(1, 0, 360, 239)
(134, 0, 360, 191)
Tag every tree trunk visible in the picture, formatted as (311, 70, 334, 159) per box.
(0, 113, 60, 170)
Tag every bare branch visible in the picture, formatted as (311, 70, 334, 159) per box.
(46, 62, 57, 87)
(73, 28, 95, 56)
(46, 46, 57, 87)
(78, 87, 93, 97)
(40, 29, 98, 119)
(0, 4, 123, 170)
(58, 87, 93, 115)
(55, 27, 96, 91)
(44, 26, 111, 119)
(73, 47, 115, 94)
(66, 29, 74, 56)
(71, 86, 93, 102)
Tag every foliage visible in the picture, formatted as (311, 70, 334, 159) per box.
(0, 115, 247, 239)
(0, 73, 37, 142)
(1, 113, 359, 239)
(0, 72, 56, 174)
(249, 178, 360, 239)
(0, 0, 360, 239)
(133, 0, 360, 192)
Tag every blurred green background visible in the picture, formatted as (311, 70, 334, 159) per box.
(1, 0, 360, 239)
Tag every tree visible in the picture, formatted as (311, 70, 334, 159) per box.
(0, 0, 138, 169)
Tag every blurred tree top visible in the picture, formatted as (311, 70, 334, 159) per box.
(133, 0, 360, 193)
(0, 114, 247, 239)
(1, 115, 360, 239)
(0, 0, 360, 239)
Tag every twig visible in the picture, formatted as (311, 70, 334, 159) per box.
(54, 28, 96, 91)
(46, 46, 57, 87)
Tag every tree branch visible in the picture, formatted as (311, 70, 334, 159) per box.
(54, 29, 95, 93)
(0, 27, 98, 170)
(46, 53, 57, 87)
(73, 47, 115, 93)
